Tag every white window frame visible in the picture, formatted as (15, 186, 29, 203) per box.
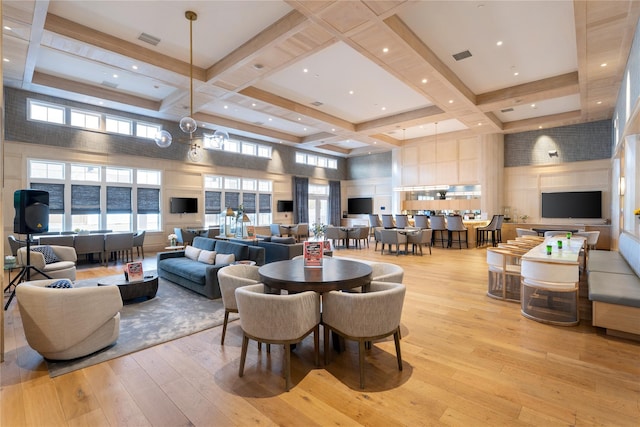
(28, 99, 65, 124)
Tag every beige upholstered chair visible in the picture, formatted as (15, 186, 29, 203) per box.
(325, 226, 347, 248)
(322, 281, 406, 388)
(291, 223, 309, 242)
(379, 229, 407, 255)
(17, 245, 77, 281)
(394, 215, 409, 229)
(16, 278, 122, 360)
(347, 226, 370, 249)
(381, 214, 395, 229)
(236, 284, 321, 391)
(413, 215, 429, 229)
(7, 235, 26, 256)
(217, 264, 261, 345)
(407, 229, 433, 255)
(371, 262, 404, 282)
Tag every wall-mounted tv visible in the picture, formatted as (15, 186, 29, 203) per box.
(277, 200, 294, 212)
(347, 197, 373, 214)
(170, 197, 198, 214)
(541, 191, 602, 219)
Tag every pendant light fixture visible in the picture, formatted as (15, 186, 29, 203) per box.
(154, 10, 230, 158)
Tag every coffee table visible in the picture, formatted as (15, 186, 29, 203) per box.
(97, 273, 159, 301)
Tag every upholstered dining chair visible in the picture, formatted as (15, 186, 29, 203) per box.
(133, 230, 146, 259)
(291, 223, 309, 242)
(486, 247, 522, 302)
(322, 281, 406, 389)
(7, 235, 26, 256)
(236, 284, 321, 391)
(413, 215, 429, 229)
(394, 215, 409, 229)
(73, 233, 105, 264)
(217, 264, 261, 345)
(38, 235, 75, 247)
(16, 278, 122, 360)
(379, 229, 407, 255)
(103, 232, 134, 266)
(446, 215, 468, 249)
(381, 214, 395, 229)
(325, 226, 347, 248)
(476, 214, 502, 247)
(269, 224, 282, 237)
(407, 229, 433, 255)
(370, 262, 404, 283)
(347, 226, 370, 249)
(428, 215, 447, 248)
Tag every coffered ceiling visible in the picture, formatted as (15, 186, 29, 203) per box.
(3, 1, 639, 157)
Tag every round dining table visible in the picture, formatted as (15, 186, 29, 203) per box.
(258, 257, 372, 294)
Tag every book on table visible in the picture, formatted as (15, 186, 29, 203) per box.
(126, 261, 144, 281)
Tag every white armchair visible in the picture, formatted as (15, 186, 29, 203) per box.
(16, 279, 123, 360)
(217, 264, 261, 345)
(17, 245, 77, 281)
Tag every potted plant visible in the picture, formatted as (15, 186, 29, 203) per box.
(520, 214, 529, 223)
(312, 223, 326, 239)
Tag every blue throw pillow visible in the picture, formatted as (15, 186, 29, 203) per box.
(45, 279, 73, 288)
(32, 245, 60, 264)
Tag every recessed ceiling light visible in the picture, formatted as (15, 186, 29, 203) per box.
(496, 41, 503, 46)
(382, 47, 389, 53)
(349, 90, 354, 95)
(268, 118, 273, 121)
(600, 63, 607, 67)
(4, 26, 12, 31)
(373, 141, 377, 145)
(303, 127, 307, 131)
(331, 128, 335, 132)
(224, 105, 228, 109)
(132, 65, 138, 70)
(448, 100, 454, 104)
(3, 58, 9, 62)
(297, 117, 301, 121)
(477, 122, 482, 126)
(252, 103, 256, 107)
(381, 107, 386, 111)
(421, 78, 428, 84)
(538, 126, 543, 129)
(597, 101, 602, 105)
(113, 74, 118, 78)
(514, 71, 519, 76)
(303, 68, 308, 73)
(531, 104, 536, 108)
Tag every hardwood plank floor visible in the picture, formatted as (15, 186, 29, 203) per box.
(2, 245, 639, 426)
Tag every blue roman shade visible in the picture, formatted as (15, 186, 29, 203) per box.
(71, 185, 101, 214)
(242, 193, 256, 213)
(259, 194, 271, 213)
(137, 188, 160, 214)
(205, 191, 222, 214)
(225, 192, 239, 210)
(106, 186, 132, 213)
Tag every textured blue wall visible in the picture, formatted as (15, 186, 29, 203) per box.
(504, 120, 612, 167)
(347, 151, 392, 180)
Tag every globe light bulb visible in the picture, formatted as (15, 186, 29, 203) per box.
(213, 129, 229, 148)
(154, 130, 172, 148)
(180, 116, 198, 134)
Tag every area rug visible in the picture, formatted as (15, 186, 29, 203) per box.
(47, 272, 235, 377)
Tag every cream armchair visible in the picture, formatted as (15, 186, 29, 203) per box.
(16, 279, 123, 360)
(17, 245, 78, 281)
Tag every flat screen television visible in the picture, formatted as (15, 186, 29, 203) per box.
(170, 197, 198, 214)
(541, 191, 602, 219)
(277, 200, 293, 212)
(347, 197, 373, 214)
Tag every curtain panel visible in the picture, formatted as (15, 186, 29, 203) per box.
(292, 176, 308, 224)
(329, 180, 341, 226)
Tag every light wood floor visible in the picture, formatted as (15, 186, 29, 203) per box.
(2, 244, 639, 426)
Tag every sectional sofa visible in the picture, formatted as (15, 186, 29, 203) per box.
(587, 231, 640, 338)
(157, 237, 265, 299)
(255, 236, 304, 263)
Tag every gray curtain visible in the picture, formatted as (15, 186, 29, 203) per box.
(329, 180, 341, 226)
(292, 176, 308, 224)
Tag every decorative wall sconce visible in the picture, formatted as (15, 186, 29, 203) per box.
(548, 150, 558, 157)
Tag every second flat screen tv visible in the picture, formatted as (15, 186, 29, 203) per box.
(277, 200, 294, 212)
(541, 191, 601, 219)
(170, 197, 198, 214)
(347, 197, 373, 214)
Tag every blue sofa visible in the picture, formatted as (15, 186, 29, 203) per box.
(157, 237, 265, 299)
(256, 236, 304, 263)
(587, 232, 640, 338)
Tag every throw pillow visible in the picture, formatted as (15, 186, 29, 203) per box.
(215, 253, 235, 265)
(46, 279, 73, 288)
(32, 245, 60, 264)
(184, 245, 202, 261)
(197, 249, 217, 265)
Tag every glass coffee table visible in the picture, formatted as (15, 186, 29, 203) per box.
(97, 273, 158, 302)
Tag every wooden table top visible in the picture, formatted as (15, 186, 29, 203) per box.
(258, 257, 372, 293)
(521, 236, 585, 264)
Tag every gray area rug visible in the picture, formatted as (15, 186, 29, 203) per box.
(47, 272, 234, 377)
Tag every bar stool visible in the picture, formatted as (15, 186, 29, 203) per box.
(428, 215, 447, 248)
(446, 216, 468, 249)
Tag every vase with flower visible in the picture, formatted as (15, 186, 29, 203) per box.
(168, 233, 178, 247)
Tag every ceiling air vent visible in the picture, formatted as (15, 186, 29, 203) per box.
(452, 50, 472, 61)
(501, 108, 514, 113)
(138, 32, 161, 46)
(310, 101, 323, 107)
(101, 80, 118, 89)
(252, 121, 264, 126)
